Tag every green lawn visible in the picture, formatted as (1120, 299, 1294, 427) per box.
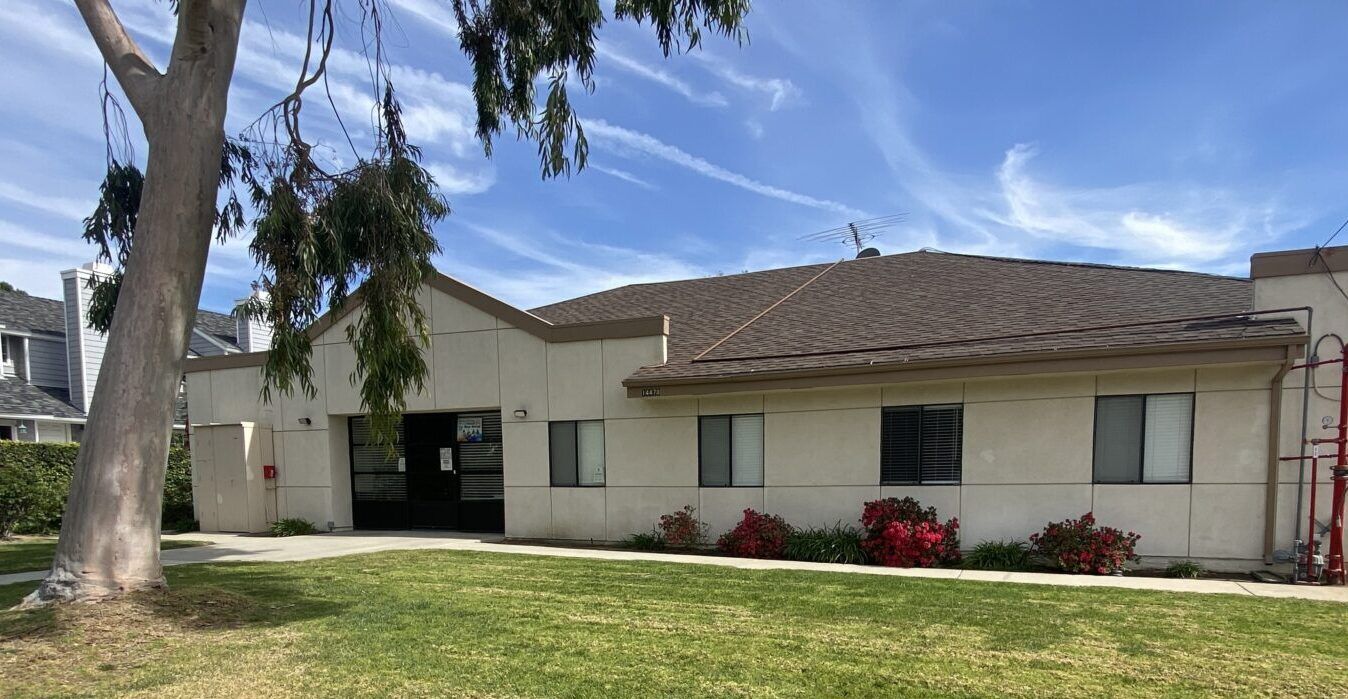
(0, 537, 207, 575)
(0, 550, 1344, 698)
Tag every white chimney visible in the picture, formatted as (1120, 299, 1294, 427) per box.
(234, 285, 274, 353)
(61, 262, 114, 413)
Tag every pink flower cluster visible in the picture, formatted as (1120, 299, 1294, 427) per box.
(716, 508, 792, 559)
(1029, 512, 1140, 575)
(859, 497, 961, 568)
(658, 505, 707, 548)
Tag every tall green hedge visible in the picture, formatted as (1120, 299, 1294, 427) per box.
(0, 441, 194, 537)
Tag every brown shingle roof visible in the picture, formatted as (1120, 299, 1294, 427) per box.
(530, 251, 1304, 386)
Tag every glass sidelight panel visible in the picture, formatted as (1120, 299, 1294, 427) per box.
(350, 415, 406, 501)
(577, 421, 606, 486)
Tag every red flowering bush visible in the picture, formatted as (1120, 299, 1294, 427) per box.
(658, 505, 707, 548)
(860, 497, 960, 567)
(717, 509, 792, 559)
(1029, 512, 1140, 575)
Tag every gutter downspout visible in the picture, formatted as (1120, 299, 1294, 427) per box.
(1265, 346, 1296, 563)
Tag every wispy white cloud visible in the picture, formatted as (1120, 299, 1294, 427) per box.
(444, 221, 709, 307)
(0, 1, 103, 68)
(597, 46, 727, 107)
(427, 161, 496, 195)
(0, 220, 93, 260)
(386, 0, 459, 36)
(582, 118, 868, 218)
(988, 143, 1274, 264)
(0, 181, 93, 222)
(690, 53, 802, 110)
(230, 16, 483, 158)
(0, 220, 95, 297)
(379, 1, 733, 111)
(778, 5, 1286, 271)
(588, 163, 656, 190)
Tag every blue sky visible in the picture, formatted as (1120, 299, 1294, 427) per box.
(0, 1, 1344, 313)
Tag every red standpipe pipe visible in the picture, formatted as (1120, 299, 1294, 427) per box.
(1328, 343, 1348, 585)
(1307, 451, 1319, 582)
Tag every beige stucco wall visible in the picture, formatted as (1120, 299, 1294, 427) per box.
(599, 366, 1284, 569)
(185, 278, 1305, 570)
(186, 285, 693, 538)
(1254, 269, 1348, 565)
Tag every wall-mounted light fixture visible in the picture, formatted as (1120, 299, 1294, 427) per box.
(297, 417, 312, 426)
(512, 409, 528, 419)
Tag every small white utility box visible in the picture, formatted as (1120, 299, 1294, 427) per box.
(189, 422, 275, 533)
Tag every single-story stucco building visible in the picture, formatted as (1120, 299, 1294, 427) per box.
(183, 244, 1348, 571)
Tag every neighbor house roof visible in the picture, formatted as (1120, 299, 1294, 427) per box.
(0, 378, 82, 419)
(194, 309, 241, 351)
(530, 250, 1306, 390)
(0, 288, 66, 336)
(0, 287, 240, 348)
(0, 286, 241, 422)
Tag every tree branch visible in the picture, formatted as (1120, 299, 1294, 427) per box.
(73, 0, 163, 120)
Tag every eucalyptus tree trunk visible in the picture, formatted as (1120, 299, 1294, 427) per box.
(24, 0, 246, 605)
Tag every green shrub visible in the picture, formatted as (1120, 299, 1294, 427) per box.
(0, 456, 67, 538)
(0, 441, 195, 536)
(0, 442, 74, 537)
(785, 523, 867, 564)
(162, 445, 196, 531)
(621, 529, 666, 551)
(270, 517, 319, 537)
(964, 540, 1031, 571)
(1165, 560, 1205, 579)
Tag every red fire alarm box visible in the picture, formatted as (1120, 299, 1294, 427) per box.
(263, 464, 277, 480)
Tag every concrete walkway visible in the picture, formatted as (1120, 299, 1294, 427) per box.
(4, 531, 1347, 603)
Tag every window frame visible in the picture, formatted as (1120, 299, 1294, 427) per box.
(1092, 392, 1195, 485)
(549, 419, 606, 487)
(698, 413, 765, 488)
(880, 403, 964, 486)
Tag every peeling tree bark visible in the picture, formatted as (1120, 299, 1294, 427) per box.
(23, 0, 247, 606)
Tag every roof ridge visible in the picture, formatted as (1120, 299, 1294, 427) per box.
(692, 260, 842, 361)
(530, 259, 841, 311)
(915, 248, 1249, 282)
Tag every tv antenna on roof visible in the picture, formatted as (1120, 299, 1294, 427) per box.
(799, 213, 906, 256)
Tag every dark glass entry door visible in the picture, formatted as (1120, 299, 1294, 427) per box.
(350, 411, 504, 532)
(404, 413, 460, 529)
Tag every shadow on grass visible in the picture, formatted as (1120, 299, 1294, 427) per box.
(0, 562, 349, 642)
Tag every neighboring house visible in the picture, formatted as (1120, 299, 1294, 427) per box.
(0, 262, 270, 442)
(183, 245, 1342, 570)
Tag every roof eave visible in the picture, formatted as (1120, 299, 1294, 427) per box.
(184, 270, 670, 374)
(623, 334, 1308, 397)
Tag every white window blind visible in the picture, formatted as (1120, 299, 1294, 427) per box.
(1143, 393, 1192, 482)
(730, 414, 764, 486)
(577, 421, 606, 486)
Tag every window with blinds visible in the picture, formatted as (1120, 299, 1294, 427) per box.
(549, 420, 605, 486)
(458, 411, 504, 500)
(880, 405, 963, 484)
(1093, 393, 1193, 483)
(699, 414, 764, 487)
(350, 416, 406, 501)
